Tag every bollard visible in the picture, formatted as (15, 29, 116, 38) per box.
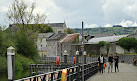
(73, 57, 75, 64)
(56, 57, 60, 65)
(64, 50, 68, 63)
(7, 46, 15, 81)
(76, 50, 79, 64)
(84, 51, 86, 64)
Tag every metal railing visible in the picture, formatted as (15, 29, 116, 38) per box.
(15, 62, 98, 81)
(30, 64, 74, 75)
(40, 56, 98, 64)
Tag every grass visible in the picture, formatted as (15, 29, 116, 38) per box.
(0, 54, 35, 73)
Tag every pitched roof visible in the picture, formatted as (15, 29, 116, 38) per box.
(47, 33, 66, 40)
(38, 33, 54, 38)
(60, 33, 79, 42)
(47, 23, 65, 27)
(93, 33, 115, 38)
(86, 34, 129, 44)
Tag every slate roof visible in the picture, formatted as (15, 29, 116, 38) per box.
(47, 33, 66, 40)
(47, 23, 65, 27)
(60, 33, 79, 42)
(86, 34, 129, 44)
(38, 33, 54, 38)
(93, 33, 115, 38)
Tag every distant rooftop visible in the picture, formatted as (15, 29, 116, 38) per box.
(47, 23, 65, 27)
(38, 33, 54, 38)
(92, 33, 116, 38)
(60, 33, 79, 42)
(47, 33, 66, 40)
(86, 34, 129, 44)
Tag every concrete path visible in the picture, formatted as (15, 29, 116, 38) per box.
(87, 63, 137, 81)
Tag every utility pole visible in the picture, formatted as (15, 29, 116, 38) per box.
(82, 22, 84, 81)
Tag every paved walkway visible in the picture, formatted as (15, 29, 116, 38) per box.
(87, 63, 137, 81)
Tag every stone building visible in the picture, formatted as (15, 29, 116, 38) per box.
(85, 35, 129, 56)
(9, 22, 67, 33)
(36, 33, 54, 57)
(47, 22, 67, 33)
(58, 33, 79, 56)
(46, 33, 66, 57)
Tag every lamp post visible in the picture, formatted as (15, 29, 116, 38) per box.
(84, 51, 87, 64)
(76, 50, 79, 64)
(7, 46, 15, 81)
(82, 22, 84, 81)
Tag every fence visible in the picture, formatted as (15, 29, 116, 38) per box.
(40, 56, 98, 64)
(15, 62, 98, 81)
(30, 64, 73, 75)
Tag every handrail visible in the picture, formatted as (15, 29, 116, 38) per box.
(15, 62, 99, 81)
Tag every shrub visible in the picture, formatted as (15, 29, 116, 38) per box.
(98, 41, 106, 47)
(117, 37, 137, 51)
(15, 54, 35, 72)
(0, 57, 7, 73)
(16, 29, 38, 61)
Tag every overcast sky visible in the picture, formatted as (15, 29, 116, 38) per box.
(1, 0, 137, 28)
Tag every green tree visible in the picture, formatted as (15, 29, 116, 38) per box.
(98, 41, 106, 47)
(16, 29, 38, 61)
(117, 37, 137, 51)
(0, 28, 3, 56)
(7, 0, 46, 32)
(64, 28, 75, 34)
(36, 24, 53, 33)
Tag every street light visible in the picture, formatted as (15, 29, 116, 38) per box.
(82, 21, 84, 81)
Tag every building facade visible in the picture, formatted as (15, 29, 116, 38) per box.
(47, 22, 67, 33)
(58, 33, 79, 56)
(46, 33, 66, 57)
(36, 33, 54, 57)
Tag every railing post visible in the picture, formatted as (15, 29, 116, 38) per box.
(51, 72, 53, 81)
(76, 50, 79, 64)
(64, 50, 68, 64)
(30, 65, 32, 76)
(67, 69, 70, 81)
(7, 46, 15, 81)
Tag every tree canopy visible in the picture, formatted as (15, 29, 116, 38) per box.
(7, 0, 53, 33)
(98, 41, 106, 47)
(7, 0, 46, 26)
(117, 37, 137, 51)
(64, 28, 75, 34)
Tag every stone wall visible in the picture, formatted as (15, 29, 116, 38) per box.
(119, 55, 137, 64)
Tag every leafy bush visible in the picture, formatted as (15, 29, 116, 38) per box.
(64, 28, 75, 34)
(1, 29, 16, 56)
(98, 41, 110, 56)
(98, 41, 106, 47)
(16, 29, 38, 61)
(15, 54, 35, 72)
(117, 37, 137, 51)
(0, 54, 35, 73)
(0, 57, 7, 73)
